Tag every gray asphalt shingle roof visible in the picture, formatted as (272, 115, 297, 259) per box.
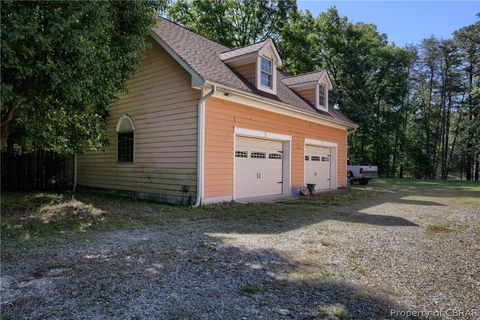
(152, 18, 355, 128)
(219, 40, 269, 61)
(282, 70, 328, 86)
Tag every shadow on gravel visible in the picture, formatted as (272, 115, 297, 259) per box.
(1, 231, 425, 319)
(391, 199, 446, 206)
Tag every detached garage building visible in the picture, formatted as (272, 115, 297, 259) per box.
(77, 18, 357, 204)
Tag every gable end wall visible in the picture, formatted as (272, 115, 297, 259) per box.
(77, 38, 200, 204)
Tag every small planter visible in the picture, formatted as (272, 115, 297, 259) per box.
(306, 183, 316, 195)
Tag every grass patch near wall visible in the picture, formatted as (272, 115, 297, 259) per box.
(1, 188, 374, 248)
(5, 177, 477, 248)
(372, 178, 480, 191)
(0, 192, 176, 248)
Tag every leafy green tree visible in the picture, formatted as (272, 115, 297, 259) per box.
(279, 8, 410, 176)
(453, 18, 480, 180)
(1, 0, 164, 154)
(167, 0, 297, 48)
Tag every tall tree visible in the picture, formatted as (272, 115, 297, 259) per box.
(279, 8, 410, 176)
(453, 18, 480, 180)
(1, 0, 164, 154)
(167, 0, 297, 48)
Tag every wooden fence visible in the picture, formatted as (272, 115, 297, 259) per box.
(1, 146, 74, 191)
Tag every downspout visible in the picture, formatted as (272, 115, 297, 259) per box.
(193, 85, 216, 207)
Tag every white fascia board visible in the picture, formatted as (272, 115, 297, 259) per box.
(149, 31, 204, 88)
(285, 81, 317, 89)
(220, 52, 257, 66)
(304, 138, 338, 148)
(208, 81, 353, 130)
(234, 127, 292, 141)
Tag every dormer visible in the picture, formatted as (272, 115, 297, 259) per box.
(282, 71, 332, 112)
(219, 39, 282, 95)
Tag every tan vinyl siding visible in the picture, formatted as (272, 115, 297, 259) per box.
(77, 38, 200, 203)
(293, 86, 316, 106)
(235, 62, 256, 85)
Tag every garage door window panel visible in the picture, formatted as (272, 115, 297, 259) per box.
(235, 151, 248, 158)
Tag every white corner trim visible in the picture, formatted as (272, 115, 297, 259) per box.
(149, 31, 204, 88)
(305, 138, 337, 148)
(234, 127, 292, 141)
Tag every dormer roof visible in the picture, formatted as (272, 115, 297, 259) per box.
(219, 39, 282, 66)
(150, 18, 356, 129)
(282, 70, 332, 89)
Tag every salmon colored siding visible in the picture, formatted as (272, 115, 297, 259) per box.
(235, 63, 256, 85)
(293, 86, 316, 106)
(204, 97, 347, 198)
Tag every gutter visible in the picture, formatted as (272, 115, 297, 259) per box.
(193, 85, 216, 207)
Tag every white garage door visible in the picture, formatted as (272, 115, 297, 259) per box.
(235, 137, 283, 198)
(305, 145, 331, 190)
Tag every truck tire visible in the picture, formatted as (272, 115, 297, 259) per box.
(359, 179, 369, 185)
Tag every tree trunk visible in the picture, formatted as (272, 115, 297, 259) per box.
(1, 107, 17, 150)
(475, 154, 479, 181)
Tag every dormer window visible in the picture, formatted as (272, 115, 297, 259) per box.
(260, 57, 273, 88)
(219, 38, 281, 95)
(316, 83, 328, 111)
(283, 70, 332, 112)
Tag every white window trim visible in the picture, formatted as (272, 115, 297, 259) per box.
(256, 56, 277, 95)
(260, 57, 273, 88)
(315, 83, 328, 111)
(116, 114, 135, 165)
(116, 114, 135, 133)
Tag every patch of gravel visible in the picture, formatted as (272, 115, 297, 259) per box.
(2, 185, 479, 319)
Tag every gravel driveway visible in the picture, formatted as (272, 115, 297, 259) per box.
(2, 181, 479, 319)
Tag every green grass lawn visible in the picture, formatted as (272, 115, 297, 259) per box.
(372, 177, 480, 191)
(1, 178, 478, 248)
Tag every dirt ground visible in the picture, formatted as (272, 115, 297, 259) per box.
(1, 180, 479, 319)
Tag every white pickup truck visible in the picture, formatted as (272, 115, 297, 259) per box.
(347, 160, 378, 185)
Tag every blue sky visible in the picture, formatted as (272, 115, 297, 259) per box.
(297, 1, 479, 47)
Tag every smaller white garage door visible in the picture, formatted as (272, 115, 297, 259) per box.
(235, 137, 283, 198)
(305, 145, 331, 190)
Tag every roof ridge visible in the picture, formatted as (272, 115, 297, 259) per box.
(158, 17, 230, 50)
